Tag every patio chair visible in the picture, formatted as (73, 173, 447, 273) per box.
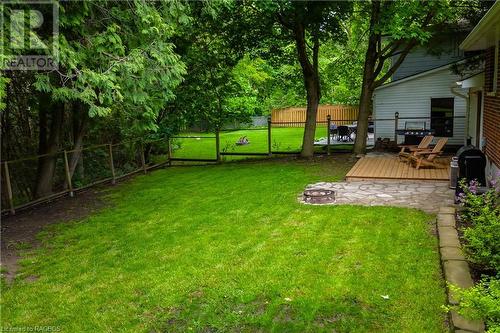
(398, 135, 434, 162)
(409, 138, 448, 169)
(329, 124, 339, 141)
(337, 126, 351, 142)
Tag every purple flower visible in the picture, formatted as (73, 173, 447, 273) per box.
(489, 171, 500, 192)
(468, 179, 479, 194)
(456, 192, 467, 205)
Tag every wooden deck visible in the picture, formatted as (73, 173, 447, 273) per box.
(346, 155, 450, 181)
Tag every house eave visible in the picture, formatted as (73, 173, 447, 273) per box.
(375, 63, 454, 91)
(460, 1, 500, 51)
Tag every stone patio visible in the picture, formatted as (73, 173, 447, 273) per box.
(300, 180, 455, 213)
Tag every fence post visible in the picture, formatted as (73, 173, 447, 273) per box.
(215, 128, 221, 163)
(108, 144, 116, 184)
(140, 143, 147, 174)
(327, 114, 331, 156)
(167, 137, 172, 166)
(63, 151, 74, 197)
(267, 116, 272, 156)
(394, 112, 399, 143)
(3, 162, 15, 214)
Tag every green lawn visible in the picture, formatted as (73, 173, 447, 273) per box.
(1, 157, 447, 332)
(171, 126, 352, 160)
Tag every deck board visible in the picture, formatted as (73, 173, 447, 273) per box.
(346, 155, 450, 181)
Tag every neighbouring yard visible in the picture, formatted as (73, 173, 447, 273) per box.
(1, 157, 447, 332)
(171, 125, 353, 160)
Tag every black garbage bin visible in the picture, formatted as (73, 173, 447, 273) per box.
(454, 145, 486, 198)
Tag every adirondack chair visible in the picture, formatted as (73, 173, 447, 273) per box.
(398, 135, 434, 162)
(409, 138, 448, 169)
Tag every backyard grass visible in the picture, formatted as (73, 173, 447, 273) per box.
(1, 157, 447, 332)
(171, 125, 353, 160)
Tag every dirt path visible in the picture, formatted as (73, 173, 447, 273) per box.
(1, 189, 107, 283)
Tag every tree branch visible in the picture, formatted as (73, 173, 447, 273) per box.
(373, 39, 417, 87)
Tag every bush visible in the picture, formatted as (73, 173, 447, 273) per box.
(453, 176, 500, 332)
(449, 277, 500, 333)
(458, 179, 500, 271)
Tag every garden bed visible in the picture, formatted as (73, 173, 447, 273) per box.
(446, 179, 500, 332)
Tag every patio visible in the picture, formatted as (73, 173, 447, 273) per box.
(346, 153, 451, 181)
(301, 180, 454, 213)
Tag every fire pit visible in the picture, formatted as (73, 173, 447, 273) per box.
(303, 189, 335, 204)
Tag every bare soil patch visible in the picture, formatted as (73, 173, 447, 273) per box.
(1, 188, 107, 283)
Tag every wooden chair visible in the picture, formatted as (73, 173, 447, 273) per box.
(398, 135, 434, 162)
(409, 138, 448, 169)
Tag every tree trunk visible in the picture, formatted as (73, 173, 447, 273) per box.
(34, 102, 64, 198)
(69, 104, 87, 175)
(293, 21, 321, 158)
(353, 84, 374, 155)
(301, 75, 320, 158)
(354, 1, 426, 155)
(353, 1, 379, 155)
(62, 103, 87, 189)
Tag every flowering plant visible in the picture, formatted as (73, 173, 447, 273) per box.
(457, 175, 500, 271)
(452, 174, 500, 332)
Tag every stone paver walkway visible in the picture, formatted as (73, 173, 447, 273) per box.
(301, 181, 455, 213)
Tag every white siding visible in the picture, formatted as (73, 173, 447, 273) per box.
(373, 67, 467, 145)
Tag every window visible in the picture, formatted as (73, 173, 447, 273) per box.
(431, 98, 454, 137)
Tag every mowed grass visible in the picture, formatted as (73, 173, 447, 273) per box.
(172, 125, 352, 160)
(1, 157, 446, 332)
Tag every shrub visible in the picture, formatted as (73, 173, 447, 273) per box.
(453, 176, 500, 332)
(449, 277, 500, 333)
(458, 179, 500, 271)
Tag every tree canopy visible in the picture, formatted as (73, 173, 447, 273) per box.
(1, 0, 492, 196)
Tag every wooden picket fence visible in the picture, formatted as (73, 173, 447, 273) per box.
(271, 105, 358, 127)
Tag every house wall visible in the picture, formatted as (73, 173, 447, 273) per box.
(483, 44, 500, 174)
(373, 67, 467, 145)
(392, 36, 465, 81)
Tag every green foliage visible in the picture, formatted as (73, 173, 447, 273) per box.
(453, 178, 500, 332)
(0, 75, 9, 111)
(319, 15, 367, 105)
(449, 277, 500, 333)
(458, 179, 500, 271)
(2, 1, 189, 138)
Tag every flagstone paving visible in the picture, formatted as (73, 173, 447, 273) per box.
(300, 180, 455, 213)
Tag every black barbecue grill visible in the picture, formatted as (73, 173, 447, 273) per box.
(395, 121, 435, 145)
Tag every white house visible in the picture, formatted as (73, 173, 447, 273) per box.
(369, 22, 484, 148)
(373, 63, 469, 146)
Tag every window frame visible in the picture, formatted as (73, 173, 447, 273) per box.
(430, 97, 455, 137)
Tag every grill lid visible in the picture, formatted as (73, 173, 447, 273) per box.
(405, 121, 426, 130)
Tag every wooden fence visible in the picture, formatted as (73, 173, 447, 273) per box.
(271, 105, 359, 127)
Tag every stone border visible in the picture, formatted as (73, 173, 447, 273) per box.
(437, 206, 485, 333)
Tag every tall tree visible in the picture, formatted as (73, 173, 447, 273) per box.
(2, 1, 188, 197)
(353, 0, 493, 154)
(353, 0, 448, 154)
(270, 1, 352, 157)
